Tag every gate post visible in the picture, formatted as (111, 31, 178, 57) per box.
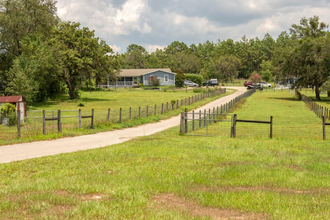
(270, 116, 273, 139)
(231, 114, 237, 138)
(180, 112, 185, 134)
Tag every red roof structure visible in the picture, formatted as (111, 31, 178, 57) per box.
(0, 96, 25, 103)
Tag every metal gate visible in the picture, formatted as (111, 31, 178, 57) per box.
(180, 110, 234, 137)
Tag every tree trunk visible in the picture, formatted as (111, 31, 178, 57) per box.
(315, 84, 321, 100)
(66, 78, 76, 100)
(328, 91, 330, 98)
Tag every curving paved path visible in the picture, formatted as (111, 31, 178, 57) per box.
(0, 87, 247, 164)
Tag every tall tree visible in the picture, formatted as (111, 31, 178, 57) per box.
(49, 21, 116, 99)
(125, 44, 148, 69)
(0, 0, 58, 58)
(0, 0, 58, 94)
(274, 16, 330, 100)
(208, 55, 241, 82)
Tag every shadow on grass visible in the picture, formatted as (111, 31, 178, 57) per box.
(268, 97, 300, 102)
(80, 97, 117, 102)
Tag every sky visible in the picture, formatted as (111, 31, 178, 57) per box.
(56, 0, 330, 53)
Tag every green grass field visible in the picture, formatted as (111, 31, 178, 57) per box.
(0, 87, 230, 145)
(1, 90, 330, 219)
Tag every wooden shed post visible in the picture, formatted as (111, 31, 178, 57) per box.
(17, 110, 21, 138)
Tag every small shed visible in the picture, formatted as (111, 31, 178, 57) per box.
(0, 96, 26, 119)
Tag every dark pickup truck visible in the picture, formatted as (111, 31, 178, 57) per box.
(202, 79, 219, 86)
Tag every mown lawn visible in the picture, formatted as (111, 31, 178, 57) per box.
(1, 90, 330, 219)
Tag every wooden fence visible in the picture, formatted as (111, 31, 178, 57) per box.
(298, 91, 330, 140)
(16, 88, 226, 138)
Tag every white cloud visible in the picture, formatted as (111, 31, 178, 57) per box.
(109, 44, 122, 53)
(55, 0, 330, 53)
(147, 45, 165, 53)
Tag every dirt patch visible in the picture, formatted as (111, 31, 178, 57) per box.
(219, 161, 251, 167)
(151, 193, 266, 219)
(195, 185, 330, 195)
(55, 190, 74, 197)
(81, 193, 105, 201)
(48, 205, 73, 217)
(285, 164, 303, 171)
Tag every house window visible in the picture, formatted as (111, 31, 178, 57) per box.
(164, 75, 169, 82)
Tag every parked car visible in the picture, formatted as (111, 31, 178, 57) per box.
(184, 79, 199, 87)
(257, 81, 272, 87)
(202, 79, 219, 86)
(247, 84, 263, 91)
(244, 81, 253, 87)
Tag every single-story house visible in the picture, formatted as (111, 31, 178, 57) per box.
(0, 96, 26, 119)
(118, 68, 176, 86)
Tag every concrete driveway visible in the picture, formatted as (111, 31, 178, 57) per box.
(0, 87, 247, 164)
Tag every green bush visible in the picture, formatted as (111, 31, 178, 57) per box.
(193, 88, 202, 93)
(185, 74, 203, 86)
(175, 69, 185, 87)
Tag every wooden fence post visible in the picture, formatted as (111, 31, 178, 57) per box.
(199, 110, 202, 128)
(180, 112, 185, 134)
(119, 108, 122, 122)
(204, 109, 206, 127)
(43, 110, 46, 135)
(107, 108, 110, 121)
(129, 107, 132, 119)
(232, 114, 237, 138)
(166, 102, 168, 112)
(79, 109, 82, 128)
(184, 108, 188, 133)
(139, 106, 141, 117)
(146, 106, 148, 117)
(161, 104, 163, 114)
(154, 105, 157, 115)
(192, 110, 195, 131)
(323, 116, 326, 140)
(17, 110, 21, 138)
(58, 110, 62, 133)
(176, 100, 179, 109)
(270, 116, 273, 139)
(91, 109, 94, 129)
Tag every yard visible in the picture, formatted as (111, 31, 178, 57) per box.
(1, 90, 330, 219)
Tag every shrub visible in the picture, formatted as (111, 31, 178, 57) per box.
(193, 88, 202, 93)
(175, 69, 185, 87)
(77, 103, 85, 107)
(171, 100, 176, 109)
(147, 76, 160, 86)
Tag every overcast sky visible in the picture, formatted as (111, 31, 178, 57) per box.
(56, 0, 330, 53)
